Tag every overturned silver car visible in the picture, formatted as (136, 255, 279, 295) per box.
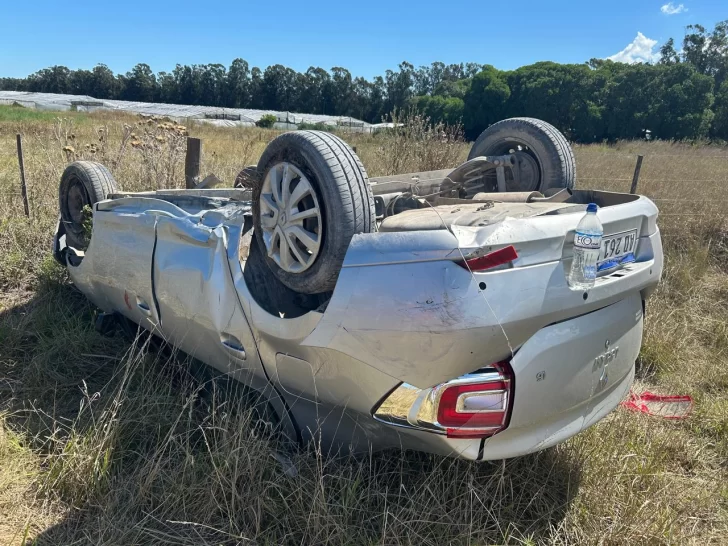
(53, 118, 663, 461)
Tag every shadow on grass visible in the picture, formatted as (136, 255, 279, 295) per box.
(1, 279, 582, 545)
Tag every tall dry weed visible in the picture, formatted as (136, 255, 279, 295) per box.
(374, 108, 467, 175)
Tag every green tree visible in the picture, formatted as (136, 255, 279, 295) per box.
(712, 80, 728, 139)
(198, 64, 226, 106)
(172, 64, 198, 105)
(249, 67, 264, 109)
(352, 76, 385, 122)
(300, 67, 333, 114)
(601, 63, 714, 140)
(331, 67, 354, 115)
(412, 65, 431, 96)
(464, 63, 484, 78)
(157, 71, 178, 103)
(462, 65, 510, 139)
(256, 113, 277, 128)
(601, 63, 657, 140)
(658, 20, 727, 137)
(261, 64, 300, 111)
(226, 58, 251, 108)
(682, 21, 728, 86)
(411, 95, 464, 125)
(121, 63, 157, 102)
(428, 62, 446, 94)
(89, 64, 118, 99)
(384, 62, 415, 114)
(433, 78, 469, 100)
(26, 65, 71, 93)
(505, 62, 595, 137)
(647, 63, 714, 140)
(68, 69, 93, 95)
(0, 77, 25, 91)
(442, 63, 465, 81)
(659, 38, 681, 65)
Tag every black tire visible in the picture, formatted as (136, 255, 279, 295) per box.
(468, 117, 575, 192)
(234, 165, 260, 188)
(59, 161, 119, 250)
(252, 131, 375, 295)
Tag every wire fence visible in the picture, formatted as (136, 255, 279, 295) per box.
(573, 150, 728, 159)
(199, 137, 728, 159)
(579, 178, 727, 182)
(3, 138, 728, 217)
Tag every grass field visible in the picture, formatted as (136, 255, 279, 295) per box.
(0, 105, 727, 545)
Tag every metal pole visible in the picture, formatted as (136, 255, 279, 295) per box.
(185, 137, 202, 189)
(630, 155, 644, 195)
(16, 133, 30, 217)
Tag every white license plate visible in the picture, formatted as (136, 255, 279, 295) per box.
(597, 229, 638, 271)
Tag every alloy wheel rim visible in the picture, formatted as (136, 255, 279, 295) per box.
(259, 162, 322, 273)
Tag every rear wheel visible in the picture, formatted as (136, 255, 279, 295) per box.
(252, 131, 375, 295)
(468, 117, 576, 192)
(59, 161, 119, 250)
(234, 165, 260, 188)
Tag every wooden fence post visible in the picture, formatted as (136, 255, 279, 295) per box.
(185, 137, 202, 189)
(630, 155, 644, 195)
(16, 133, 30, 217)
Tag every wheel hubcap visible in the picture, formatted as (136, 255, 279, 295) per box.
(260, 162, 322, 273)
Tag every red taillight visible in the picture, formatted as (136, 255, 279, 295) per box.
(456, 245, 518, 272)
(372, 363, 515, 440)
(437, 362, 513, 438)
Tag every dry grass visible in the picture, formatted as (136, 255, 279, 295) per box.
(0, 106, 727, 545)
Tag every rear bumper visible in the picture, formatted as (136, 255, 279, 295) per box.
(479, 293, 642, 459)
(396, 361, 635, 462)
(381, 294, 642, 460)
(481, 362, 634, 459)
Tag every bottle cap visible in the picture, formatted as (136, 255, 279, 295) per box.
(586, 203, 598, 213)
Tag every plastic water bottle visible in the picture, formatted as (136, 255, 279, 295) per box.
(568, 203, 603, 291)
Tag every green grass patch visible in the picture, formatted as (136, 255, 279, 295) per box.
(0, 104, 89, 124)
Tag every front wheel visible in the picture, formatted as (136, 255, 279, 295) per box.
(468, 117, 576, 192)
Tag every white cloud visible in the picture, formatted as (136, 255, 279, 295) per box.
(661, 2, 687, 15)
(607, 32, 660, 64)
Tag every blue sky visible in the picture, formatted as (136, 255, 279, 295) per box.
(0, 0, 725, 79)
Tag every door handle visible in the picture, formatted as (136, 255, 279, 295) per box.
(136, 296, 152, 316)
(220, 334, 246, 360)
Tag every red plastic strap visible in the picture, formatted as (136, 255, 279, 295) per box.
(620, 391, 693, 419)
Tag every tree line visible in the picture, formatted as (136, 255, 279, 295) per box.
(0, 60, 483, 128)
(1, 21, 726, 142)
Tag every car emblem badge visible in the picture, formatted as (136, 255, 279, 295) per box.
(593, 341, 618, 393)
(598, 364, 609, 391)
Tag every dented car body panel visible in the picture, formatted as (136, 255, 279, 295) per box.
(57, 186, 663, 461)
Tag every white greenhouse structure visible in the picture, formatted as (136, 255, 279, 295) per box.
(0, 91, 372, 132)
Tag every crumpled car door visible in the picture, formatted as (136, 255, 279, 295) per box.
(152, 215, 266, 387)
(67, 200, 160, 331)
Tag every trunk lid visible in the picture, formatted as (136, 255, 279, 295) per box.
(377, 190, 658, 270)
